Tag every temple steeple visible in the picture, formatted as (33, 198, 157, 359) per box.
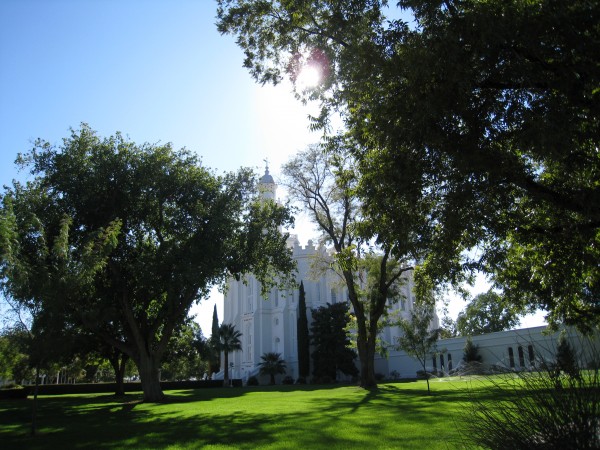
(259, 159, 276, 201)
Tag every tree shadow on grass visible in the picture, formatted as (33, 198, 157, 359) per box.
(0, 382, 489, 449)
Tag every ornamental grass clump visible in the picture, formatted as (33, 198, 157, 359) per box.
(460, 337, 600, 450)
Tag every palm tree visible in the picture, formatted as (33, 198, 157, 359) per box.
(217, 323, 242, 386)
(258, 352, 287, 385)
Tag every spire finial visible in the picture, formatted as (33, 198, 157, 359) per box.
(263, 158, 270, 174)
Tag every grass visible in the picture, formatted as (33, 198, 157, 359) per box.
(0, 378, 494, 449)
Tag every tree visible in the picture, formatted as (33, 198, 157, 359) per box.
(0, 195, 114, 433)
(209, 305, 221, 375)
(456, 290, 523, 336)
(297, 281, 310, 378)
(161, 320, 206, 381)
(0, 125, 295, 401)
(216, 0, 600, 331)
(554, 331, 579, 379)
(396, 304, 440, 394)
(462, 337, 482, 364)
(0, 326, 30, 384)
(258, 352, 287, 385)
(282, 145, 422, 388)
(310, 302, 358, 381)
(70, 332, 131, 396)
(216, 323, 242, 387)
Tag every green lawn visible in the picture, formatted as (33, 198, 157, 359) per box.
(0, 378, 488, 449)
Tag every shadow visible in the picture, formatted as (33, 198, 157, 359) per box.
(0, 381, 497, 449)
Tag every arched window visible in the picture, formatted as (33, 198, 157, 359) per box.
(518, 346, 525, 367)
(528, 345, 535, 365)
(508, 347, 515, 368)
(245, 323, 252, 362)
(247, 280, 254, 312)
(447, 353, 453, 371)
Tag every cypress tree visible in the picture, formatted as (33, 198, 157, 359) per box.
(210, 304, 221, 374)
(211, 304, 220, 340)
(297, 281, 310, 378)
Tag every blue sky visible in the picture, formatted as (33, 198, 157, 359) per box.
(0, 1, 544, 333)
(0, 0, 324, 334)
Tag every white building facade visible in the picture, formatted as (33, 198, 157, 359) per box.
(220, 169, 596, 383)
(221, 168, 427, 383)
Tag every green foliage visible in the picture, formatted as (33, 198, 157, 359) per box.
(554, 331, 579, 379)
(160, 321, 206, 381)
(310, 303, 358, 380)
(396, 304, 440, 394)
(246, 375, 259, 386)
(0, 328, 30, 383)
(209, 305, 221, 373)
(0, 124, 295, 401)
(217, 0, 600, 331)
(462, 337, 482, 364)
(282, 144, 415, 388)
(258, 352, 287, 385)
(297, 281, 310, 378)
(216, 323, 242, 386)
(456, 290, 524, 336)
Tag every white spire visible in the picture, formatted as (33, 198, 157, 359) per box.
(259, 159, 276, 201)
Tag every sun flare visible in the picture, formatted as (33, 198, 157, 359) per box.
(297, 64, 322, 89)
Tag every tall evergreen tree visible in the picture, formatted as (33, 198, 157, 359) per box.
(209, 304, 221, 374)
(311, 302, 358, 381)
(297, 281, 310, 378)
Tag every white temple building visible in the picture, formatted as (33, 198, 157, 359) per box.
(218, 168, 597, 384)
(220, 167, 436, 383)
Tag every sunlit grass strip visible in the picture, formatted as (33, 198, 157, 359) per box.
(0, 379, 490, 449)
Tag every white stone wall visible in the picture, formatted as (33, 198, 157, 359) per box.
(378, 325, 599, 379)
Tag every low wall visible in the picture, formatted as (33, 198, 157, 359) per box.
(17, 380, 223, 396)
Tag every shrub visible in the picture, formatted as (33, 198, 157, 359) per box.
(246, 376, 259, 386)
(416, 370, 430, 379)
(0, 386, 29, 399)
(554, 332, 579, 378)
(282, 376, 294, 385)
(375, 373, 385, 381)
(295, 376, 306, 384)
(462, 337, 482, 363)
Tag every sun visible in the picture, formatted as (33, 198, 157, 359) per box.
(296, 63, 322, 90)
(289, 47, 328, 91)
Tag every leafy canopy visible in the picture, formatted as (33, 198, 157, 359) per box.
(0, 124, 296, 401)
(217, 0, 600, 331)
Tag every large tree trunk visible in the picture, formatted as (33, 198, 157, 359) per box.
(137, 352, 165, 402)
(31, 364, 40, 436)
(356, 318, 377, 387)
(108, 351, 129, 396)
(344, 270, 377, 388)
(363, 334, 378, 388)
